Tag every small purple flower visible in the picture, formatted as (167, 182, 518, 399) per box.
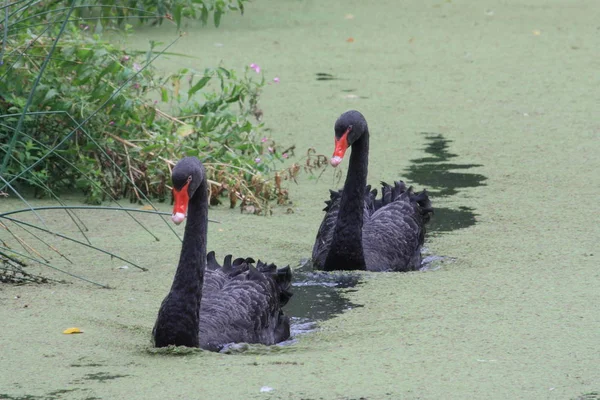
(133, 63, 142, 72)
(273, 77, 280, 83)
(254, 157, 261, 164)
(268, 147, 274, 153)
(249, 63, 261, 74)
(109, 121, 115, 126)
(261, 137, 268, 143)
(282, 153, 289, 159)
(133, 83, 140, 89)
(121, 55, 130, 62)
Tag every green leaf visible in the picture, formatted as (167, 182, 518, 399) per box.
(161, 87, 169, 102)
(43, 89, 58, 103)
(214, 10, 223, 27)
(200, 6, 209, 25)
(188, 76, 211, 97)
(174, 4, 182, 28)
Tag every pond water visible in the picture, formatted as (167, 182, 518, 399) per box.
(1, 0, 599, 399)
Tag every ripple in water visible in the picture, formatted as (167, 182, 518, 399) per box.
(282, 259, 363, 342)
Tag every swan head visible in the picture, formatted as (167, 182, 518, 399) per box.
(331, 110, 368, 167)
(171, 157, 205, 225)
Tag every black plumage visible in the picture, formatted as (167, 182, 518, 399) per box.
(312, 110, 433, 272)
(153, 157, 292, 350)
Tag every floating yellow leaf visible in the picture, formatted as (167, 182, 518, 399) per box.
(344, 14, 354, 20)
(532, 30, 541, 36)
(140, 205, 155, 211)
(63, 327, 83, 334)
(346, 37, 355, 43)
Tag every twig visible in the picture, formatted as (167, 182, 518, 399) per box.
(123, 143, 142, 203)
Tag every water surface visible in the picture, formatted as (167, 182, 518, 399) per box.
(1, 0, 599, 399)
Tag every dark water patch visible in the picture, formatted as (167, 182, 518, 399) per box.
(70, 363, 104, 368)
(427, 206, 477, 234)
(406, 132, 485, 234)
(316, 72, 337, 81)
(0, 389, 80, 400)
(79, 372, 129, 383)
(573, 392, 600, 400)
(406, 164, 487, 197)
(420, 133, 456, 160)
(406, 132, 487, 197)
(279, 259, 363, 341)
(285, 259, 362, 322)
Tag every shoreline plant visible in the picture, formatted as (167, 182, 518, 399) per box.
(0, 1, 328, 285)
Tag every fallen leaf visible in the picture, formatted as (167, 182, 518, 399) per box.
(63, 327, 83, 334)
(532, 30, 541, 36)
(344, 14, 354, 20)
(140, 205, 154, 210)
(346, 37, 354, 43)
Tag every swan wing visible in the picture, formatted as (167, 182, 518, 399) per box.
(362, 181, 432, 272)
(199, 256, 292, 351)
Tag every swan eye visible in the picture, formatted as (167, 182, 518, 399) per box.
(187, 176, 192, 183)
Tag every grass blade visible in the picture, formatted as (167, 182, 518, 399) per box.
(0, 0, 76, 174)
(0, 246, 108, 287)
(2, 215, 148, 272)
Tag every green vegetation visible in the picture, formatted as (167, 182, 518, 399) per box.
(0, 0, 326, 284)
(0, 0, 325, 211)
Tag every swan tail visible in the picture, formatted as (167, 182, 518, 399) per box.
(256, 261, 293, 307)
(206, 251, 219, 270)
(379, 180, 434, 222)
(209, 252, 293, 307)
(324, 186, 381, 212)
(412, 188, 433, 223)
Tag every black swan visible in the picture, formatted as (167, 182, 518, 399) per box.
(153, 157, 292, 350)
(312, 110, 433, 272)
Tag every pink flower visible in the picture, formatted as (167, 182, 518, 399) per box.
(282, 153, 288, 159)
(249, 63, 261, 74)
(109, 121, 115, 126)
(133, 63, 142, 72)
(268, 147, 273, 153)
(254, 157, 261, 163)
(261, 137, 268, 143)
(273, 77, 280, 83)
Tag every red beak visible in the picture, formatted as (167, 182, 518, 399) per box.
(171, 181, 190, 225)
(331, 128, 350, 167)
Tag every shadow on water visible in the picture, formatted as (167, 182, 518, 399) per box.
(406, 132, 486, 234)
(284, 259, 362, 337)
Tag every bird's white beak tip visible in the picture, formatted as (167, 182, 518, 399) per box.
(330, 156, 343, 167)
(171, 212, 186, 225)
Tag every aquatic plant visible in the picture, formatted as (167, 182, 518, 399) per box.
(0, 1, 327, 284)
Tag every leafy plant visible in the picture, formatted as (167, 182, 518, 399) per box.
(0, 1, 328, 284)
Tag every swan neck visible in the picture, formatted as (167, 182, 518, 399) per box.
(327, 131, 369, 270)
(174, 177, 208, 293)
